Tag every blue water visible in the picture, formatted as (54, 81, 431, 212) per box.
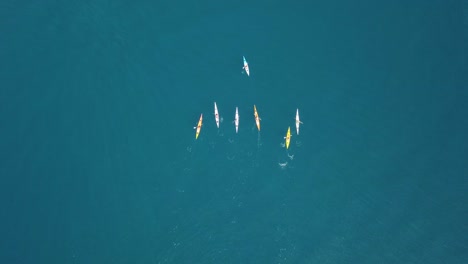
(1, 0, 467, 263)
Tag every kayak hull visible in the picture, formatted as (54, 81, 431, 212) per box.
(295, 109, 300, 135)
(195, 114, 203, 139)
(254, 105, 260, 131)
(235, 107, 239, 133)
(285, 127, 291, 149)
(214, 102, 219, 128)
(243, 56, 250, 76)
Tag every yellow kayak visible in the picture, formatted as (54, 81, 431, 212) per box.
(194, 114, 203, 139)
(254, 105, 261, 131)
(285, 126, 291, 149)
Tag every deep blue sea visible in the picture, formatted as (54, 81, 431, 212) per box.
(1, 0, 468, 263)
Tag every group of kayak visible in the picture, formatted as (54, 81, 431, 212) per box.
(193, 56, 302, 149)
(194, 103, 302, 149)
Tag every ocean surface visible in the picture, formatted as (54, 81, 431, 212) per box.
(1, 0, 467, 263)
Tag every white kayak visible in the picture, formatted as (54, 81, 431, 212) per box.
(214, 102, 220, 128)
(235, 107, 239, 133)
(295, 108, 303, 135)
(243, 56, 250, 76)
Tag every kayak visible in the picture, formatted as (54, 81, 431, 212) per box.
(254, 105, 260, 131)
(214, 102, 219, 128)
(295, 108, 303, 135)
(285, 126, 291, 149)
(243, 56, 250, 76)
(235, 107, 239, 133)
(194, 114, 203, 139)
